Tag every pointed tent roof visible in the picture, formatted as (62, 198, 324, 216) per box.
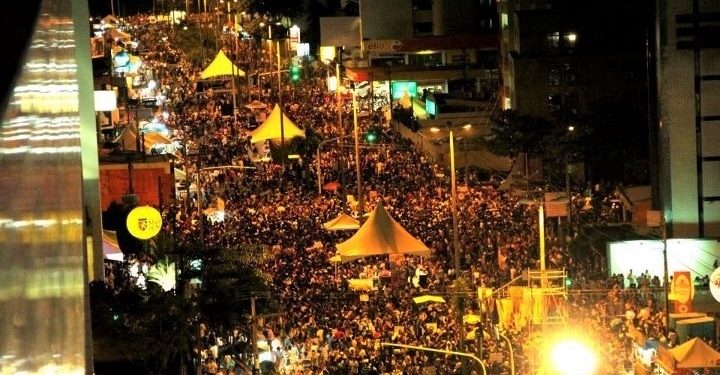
(102, 230, 124, 262)
(249, 104, 305, 143)
(200, 50, 246, 79)
(670, 338, 720, 368)
(323, 212, 360, 231)
(106, 27, 131, 41)
(336, 202, 431, 263)
(102, 15, 120, 24)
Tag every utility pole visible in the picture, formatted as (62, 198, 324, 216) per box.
(251, 295, 259, 372)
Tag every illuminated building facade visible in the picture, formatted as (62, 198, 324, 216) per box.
(657, 0, 720, 237)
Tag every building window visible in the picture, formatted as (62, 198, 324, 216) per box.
(414, 0, 432, 10)
(563, 64, 576, 85)
(546, 32, 560, 48)
(564, 92, 579, 115)
(564, 32, 577, 47)
(414, 22, 433, 35)
(548, 68, 561, 86)
(547, 93, 562, 114)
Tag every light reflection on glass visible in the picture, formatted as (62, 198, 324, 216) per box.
(0, 0, 87, 373)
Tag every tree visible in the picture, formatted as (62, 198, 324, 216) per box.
(487, 110, 553, 158)
(245, 0, 303, 20)
(91, 281, 194, 375)
(198, 235, 275, 328)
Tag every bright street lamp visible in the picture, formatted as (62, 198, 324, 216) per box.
(549, 338, 598, 375)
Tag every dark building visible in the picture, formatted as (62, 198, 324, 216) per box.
(499, 0, 648, 120)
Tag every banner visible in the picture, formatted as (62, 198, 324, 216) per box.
(672, 271, 694, 313)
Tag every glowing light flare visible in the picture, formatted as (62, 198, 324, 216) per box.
(549, 338, 598, 375)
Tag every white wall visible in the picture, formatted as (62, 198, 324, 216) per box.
(607, 239, 720, 279)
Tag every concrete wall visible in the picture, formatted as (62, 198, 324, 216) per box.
(657, 0, 720, 237)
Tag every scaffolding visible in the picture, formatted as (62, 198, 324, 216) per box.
(526, 269, 568, 330)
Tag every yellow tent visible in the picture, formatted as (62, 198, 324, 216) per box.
(323, 212, 360, 231)
(102, 230, 124, 262)
(200, 50, 246, 79)
(669, 338, 720, 369)
(329, 254, 342, 263)
(249, 104, 305, 143)
(336, 202, 431, 263)
(413, 295, 446, 304)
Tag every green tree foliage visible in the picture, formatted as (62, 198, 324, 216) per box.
(198, 237, 274, 328)
(487, 110, 554, 158)
(173, 24, 216, 66)
(246, 0, 303, 20)
(488, 110, 594, 185)
(91, 281, 194, 375)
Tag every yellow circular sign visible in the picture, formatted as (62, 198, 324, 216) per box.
(710, 267, 720, 303)
(126, 206, 162, 240)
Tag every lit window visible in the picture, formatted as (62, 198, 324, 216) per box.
(564, 32, 577, 47)
(546, 32, 560, 48)
(548, 68, 560, 86)
(501, 13, 509, 29)
(503, 97, 512, 110)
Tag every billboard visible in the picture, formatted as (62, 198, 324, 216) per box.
(391, 81, 418, 99)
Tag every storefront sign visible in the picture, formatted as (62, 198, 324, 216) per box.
(365, 39, 403, 53)
(672, 271, 694, 313)
(126, 206, 162, 240)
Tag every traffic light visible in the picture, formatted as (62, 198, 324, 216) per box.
(290, 63, 301, 83)
(364, 131, 378, 143)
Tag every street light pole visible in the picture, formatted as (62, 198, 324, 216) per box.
(496, 330, 516, 375)
(449, 126, 466, 364)
(352, 89, 363, 216)
(450, 128, 460, 278)
(276, 39, 285, 165)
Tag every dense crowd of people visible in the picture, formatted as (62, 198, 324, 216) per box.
(99, 15, 720, 375)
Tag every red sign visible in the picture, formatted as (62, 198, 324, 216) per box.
(672, 271, 694, 313)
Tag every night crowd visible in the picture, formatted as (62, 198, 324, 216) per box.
(99, 15, 718, 375)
